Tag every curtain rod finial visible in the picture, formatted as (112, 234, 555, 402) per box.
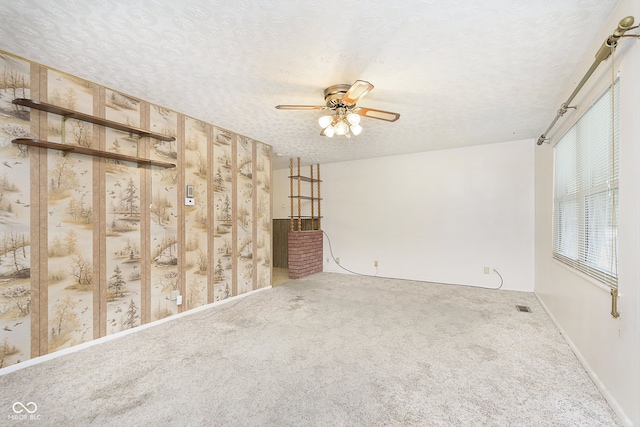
(617, 16, 635, 34)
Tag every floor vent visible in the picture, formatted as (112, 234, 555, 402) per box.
(516, 305, 532, 313)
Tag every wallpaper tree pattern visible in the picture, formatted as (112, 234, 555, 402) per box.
(212, 127, 234, 302)
(0, 54, 31, 368)
(149, 106, 179, 321)
(236, 136, 253, 296)
(46, 70, 95, 352)
(183, 117, 208, 310)
(104, 90, 142, 334)
(0, 51, 272, 368)
(256, 143, 272, 289)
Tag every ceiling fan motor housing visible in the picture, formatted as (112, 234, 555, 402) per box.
(324, 84, 354, 109)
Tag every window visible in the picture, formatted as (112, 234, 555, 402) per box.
(553, 82, 619, 288)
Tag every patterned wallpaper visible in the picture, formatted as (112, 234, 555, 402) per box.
(0, 51, 272, 369)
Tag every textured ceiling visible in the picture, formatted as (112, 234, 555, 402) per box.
(0, 0, 620, 169)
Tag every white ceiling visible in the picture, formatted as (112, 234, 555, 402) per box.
(0, 0, 620, 169)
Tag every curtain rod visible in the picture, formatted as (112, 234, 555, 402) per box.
(536, 16, 637, 146)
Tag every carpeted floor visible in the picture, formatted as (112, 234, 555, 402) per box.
(0, 272, 621, 426)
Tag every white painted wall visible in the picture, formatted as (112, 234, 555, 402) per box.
(534, 0, 640, 425)
(275, 139, 535, 292)
(273, 167, 293, 220)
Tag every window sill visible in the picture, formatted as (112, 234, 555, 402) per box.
(550, 257, 620, 296)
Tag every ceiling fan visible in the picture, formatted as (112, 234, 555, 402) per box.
(275, 80, 400, 138)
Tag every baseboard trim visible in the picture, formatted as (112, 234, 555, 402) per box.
(534, 292, 632, 427)
(0, 286, 272, 376)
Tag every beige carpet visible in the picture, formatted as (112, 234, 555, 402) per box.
(0, 272, 620, 426)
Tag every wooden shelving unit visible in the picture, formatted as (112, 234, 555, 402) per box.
(289, 157, 322, 231)
(12, 138, 176, 168)
(13, 98, 176, 141)
(12, 98, 176, 168)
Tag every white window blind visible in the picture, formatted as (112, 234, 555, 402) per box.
(553, 81, 619, 288)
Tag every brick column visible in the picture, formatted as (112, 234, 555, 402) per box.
(288, 231, 323, 279)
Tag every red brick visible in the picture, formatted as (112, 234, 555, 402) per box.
(288, 231, 323, 279)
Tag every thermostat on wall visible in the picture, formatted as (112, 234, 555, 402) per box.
(185, 185, 195, 205)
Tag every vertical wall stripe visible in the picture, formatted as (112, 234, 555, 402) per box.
(207, 124, 215, 304)
(37, 65, 49, 356)
(94, 85, 106, 338)
(269, 145, 273, 286)
(231, 137, 237, 297)
(140, 102, 151, 325)
(177, 115, 186, 313)
(252, 142, 258, 290)
(29, 63, 42, 358)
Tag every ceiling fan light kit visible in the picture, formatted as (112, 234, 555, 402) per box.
(276, 80, 400, 138)
(320, 107, 361, 138)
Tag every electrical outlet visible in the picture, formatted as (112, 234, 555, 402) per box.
(484, 266, 490, 274)
(336, 257, 341, 265)
(374, 260, 378, 267)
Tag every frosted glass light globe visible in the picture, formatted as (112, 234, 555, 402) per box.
(334, 121, 349, 135)
(324, 125, 335, 137)
(347, 113, 360, 125)
(318, 115, 333, 128)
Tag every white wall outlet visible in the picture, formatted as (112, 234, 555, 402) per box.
(176, 294, 183, 306)
(185, 197, 195, 206)
(336, 257, 341, 265)
(484, 266, 490, 274)
(374, 260, 379, 267)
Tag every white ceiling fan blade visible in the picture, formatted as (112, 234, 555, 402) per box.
(357, 107, 400, 122)
(275, 105, 324, 110)
(343, 80, 374, 104)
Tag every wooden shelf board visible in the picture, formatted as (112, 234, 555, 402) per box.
(13, 98, 176, 142)
(288, 196, 322, 201)
(12, 138, 176, 168)
(288, 175, 322, 183)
